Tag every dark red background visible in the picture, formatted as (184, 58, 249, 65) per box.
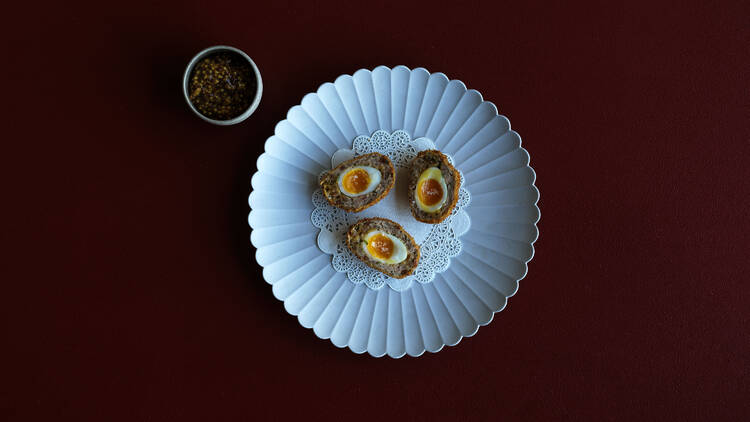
(2, 0, 748, 420)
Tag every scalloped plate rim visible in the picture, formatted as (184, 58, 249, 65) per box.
(248, 65, 540, 358)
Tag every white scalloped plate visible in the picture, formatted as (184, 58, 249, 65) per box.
(248, 66, 539, 358)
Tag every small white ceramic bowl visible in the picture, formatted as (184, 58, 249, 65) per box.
(183, 45, 263, 126)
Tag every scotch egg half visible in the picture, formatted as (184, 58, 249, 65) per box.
(415, 167, 448, 213)
(361, 230, 408, 264)
(337, 166, 381, 197)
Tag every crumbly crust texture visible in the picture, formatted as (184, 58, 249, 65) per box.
(407, 150, 461, 224)
(319, 153, 395, 213)
(346, 217, 420, 279)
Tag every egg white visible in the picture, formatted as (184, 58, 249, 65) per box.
(337, 166, 381, 197)
(361, 230, 408, 265)
(415, 167, 448, 213)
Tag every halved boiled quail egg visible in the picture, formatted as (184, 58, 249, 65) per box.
(415, 167, 448, 213)
(337, 166, 381, 197)
(361, 230, 408, 264)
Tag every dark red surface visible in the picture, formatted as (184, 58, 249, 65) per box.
(3, 1, 748, 420)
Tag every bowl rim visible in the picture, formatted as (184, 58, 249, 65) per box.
(182, 45, 263, 126)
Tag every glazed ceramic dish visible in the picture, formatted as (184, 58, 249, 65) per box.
(183, 45, 263, 125)
(248, 66, 539, 358)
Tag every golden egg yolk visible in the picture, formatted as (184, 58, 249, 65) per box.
(367, 234, 394, 260)
(418, 178, 443, 206)
(342, 168, 370, 194)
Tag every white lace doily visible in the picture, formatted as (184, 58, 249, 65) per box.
(311, 130, 471, 291)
